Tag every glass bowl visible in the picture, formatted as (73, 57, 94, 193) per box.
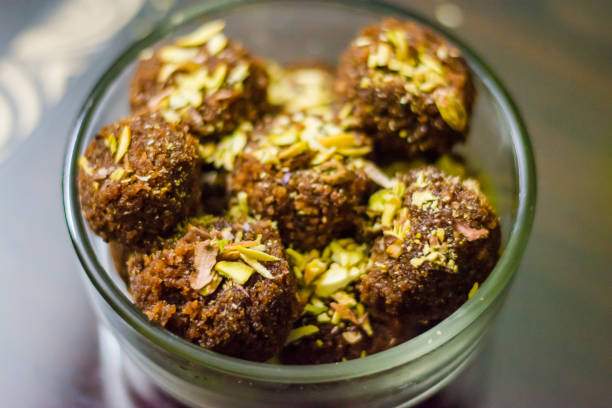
(62, 0, 536, 407)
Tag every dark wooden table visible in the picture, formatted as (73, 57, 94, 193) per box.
(0, 1, 610, 407)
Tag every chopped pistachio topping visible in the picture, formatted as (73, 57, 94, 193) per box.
(239, 254, 274, 279)
(206, 33, 228, 56)
(214, 260, 254, 284)
(114, 126, 131, 163)
(367, 43, 392, 68)
(468, 282, 479, 298)
(175, 20, 226, 48)
(228, 191, 250, 219)
(360, 25, 467, 124)
(78, 156, 94, 176)
(159, 46, 199, 64)
(153, 20, 249, 123)
(251, 111, 370, 167)
(109, 167, 125, 181)
(199, 273, 223, 296)
(433, 89, 467, 131)
(368, 180, 406, 227)
(342, 331, 363, 345)
(227, 62, 250, 86)
(182, 230, 279, 294)
(105, 134, 117, 155)
(157, 63, 179, 83)
(199, 122, 251, 171)
(304, 258, 328, 285)
(236, 246, 279, 262)
(410, 242, 458, 273)
(285, 325, 320, 345)
(286, 239, 373, 336)
(411, 190, 438, 211)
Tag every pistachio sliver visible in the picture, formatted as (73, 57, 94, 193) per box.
(268, 130, 298, 146)
(106, 134, 117, 155)
(161, 108, 180, 123)
(221, 241, 260, 253)
(206, 33, 228, 56)
(317, 313, 331, 323)
(434, 90, 467, 132)
(199, 273, 223, 297)
(314, 263, 350, 297)
(331, 291, 357, 307)
(317, 133, 359, 148)
(342, 331, 363, 345)
(204, 63, 228, 94)
(468, 282, 479, 299)
(385, 29, 408, 60)
(159, 46, 199, 63)
(381, 195, 401, 226)
(303, 258, 327, 285)
(115, 126, 131, 163)
(239, 254, 274, 279)
(78, 156, 94, 175)
(411, 190, 437, 209)
(214, 261, 254, 285)
(236, 246, 279, 262)
(310, 148, 336, 166)
(109, 167, 125, 181)
(303, 302, 328, 315)
(157, 63, 180, 83)
(336, 146, 371, 156)
(227, 62, 250, 85)
(175, 20, 226, 47)
(278, 140, 309, 159)
(285, 325, 319, 345)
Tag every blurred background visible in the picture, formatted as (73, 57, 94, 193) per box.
(0, 0, 610, 407)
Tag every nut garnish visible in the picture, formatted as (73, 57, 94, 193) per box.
(114, 126, 131, 163)
(190, 240, 219, 290)
(356, 23, 469, 129)
(433, 89, 467, 131)
(286, 239, 373, 339)
(468, 282, 479, 298)
(198, 122, 251, 171)
(214, 261, 254, 285)
(151, 21, 252, 123)
(285, 325, 319, 345)
(456, 222, 489, 241)
(252, 110, 370, 168)
(206, 33, 228, 56)
(78, 156, 94, 176)
(179, 225, 279, 295)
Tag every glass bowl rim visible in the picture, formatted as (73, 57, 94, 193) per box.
(62, 0, 536, 384)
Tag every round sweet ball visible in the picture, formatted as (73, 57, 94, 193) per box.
(127, 217, 299, 362)
(130, 20, 270, 138)
(358, 166, 500, 322)
(336, 18, 475, 159)
(230, 109, 375, 250)
(77, 112, 201, 247)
